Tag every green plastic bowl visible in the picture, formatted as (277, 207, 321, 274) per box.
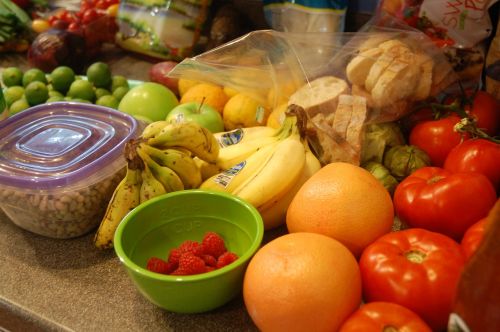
(113, 189, 264, 313)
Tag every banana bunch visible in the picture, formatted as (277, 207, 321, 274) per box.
(200, 109, 321, 230)
(94, 121, 219, 249)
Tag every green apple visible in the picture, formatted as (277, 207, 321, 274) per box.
(118, 82, 178, 122)
(166, 101, 224, 133)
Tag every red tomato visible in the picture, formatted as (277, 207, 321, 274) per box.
(467, 91, 500, 137)
(393, 167, 497, 240)
(461, 217, 487, 261)
(82, 8, 99, 24)
(444, 139, 500, 190)
(409, 115, 469, 167)
(339, 302, 432, 332)
(359, 228, 465, 332)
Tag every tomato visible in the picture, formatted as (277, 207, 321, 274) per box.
(82, 8, 99, 24)
(409, 115, 469, 167)
(461, 217, 487, 261)
(467, 91, 500, 137)
(359, 228, 465, 332)
(339, 302, 432, 332)
(444, 139, 500, 190)
(393, 167, 497, 240)
(67, 22, 83, 35)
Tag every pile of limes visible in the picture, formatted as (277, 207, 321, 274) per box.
(1, 62, 130, 116)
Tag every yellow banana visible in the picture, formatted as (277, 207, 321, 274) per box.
(141, 120, 171, 139)
(214, 126, 276, 147)
(138, 143, 202, 189)
(258, 146, 321, 230)
(137, 148, 184, 195)
(94, 163, 142, 250)
(200, 141, 279, 193)
(147, 122, 219, 163)
(232, 136, 306, 209)
(193, 157, 222, 181)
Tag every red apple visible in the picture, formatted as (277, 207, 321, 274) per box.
(166, 102, 224, 133)
(149, 61, 179, 96)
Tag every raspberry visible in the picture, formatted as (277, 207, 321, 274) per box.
(216, 252, 239, 269)
(146, 257, 175, 274)
(178, 240, 204, 257)
(167, 248, 181, 266)
(201, 232, 227, 258)
(173, 252, 206, 275)
(201, 254, 217, 267)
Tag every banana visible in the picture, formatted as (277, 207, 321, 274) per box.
(258, 146, 321, 230)
(214, 126, 276, 147)
(232, 136, 306, 209)
(200, 141, 279, 193)
(141, 120, 171, 139)
(147, 122, 219, 163)
(138, 143, 202, 189)
(137, 148, 184, 195)
(94, 163, 142, 250)
(193, 157, 222, 181)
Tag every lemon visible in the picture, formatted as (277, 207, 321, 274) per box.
(95, 88, 111, 99)
(180, 83, 228, 114)
(86, 62, 112, 89)
(2, 67, 23, 87)
(22, 68, 47, 87)
(223, 86, 239, 98)
(50, 66, 75, 94)
(112, 86, 129, 101)
(3, 86, 25, 107)
(25, 81, 49, 106)
(96, 95, 119, 108)
(9, 98, 30, 115)
(111, 75, 129, 92)
(178, 78, 201, 97)
(266, 102, 288, 129)
(67, 80, 96, 102)
(223, 93, 270, 130)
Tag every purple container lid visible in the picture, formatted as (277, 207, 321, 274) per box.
(0, 102, 139, 190)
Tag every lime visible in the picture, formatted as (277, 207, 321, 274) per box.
(50, 66, 75, 94)
(86, 62, 112, 89)
(2, 67, 23, 87)
(111, 75, 129, 92)
(25, 81, 49, 106)
(67, 80, 96, 102)
(4, 86, 25, 107)
(48, 90, 63, 98)
(46, 96, 65, 103)
(113, 86, 129, 101)
(96, 95, 119, 109)
(71, 98, 92, 104)
(22, 68, 47, 87)
(95, 88, 111, 99)
(9, 98, 30, 115)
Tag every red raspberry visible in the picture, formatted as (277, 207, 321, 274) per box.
(146, 257, 175, 274)
(178, 240, 204, 257)
(172, 252, 206, 275)
(201, 254, 217, 267)
(216, 252, 239, 269)
(201, 232, 227, 258)
(167, 248, 181, 266)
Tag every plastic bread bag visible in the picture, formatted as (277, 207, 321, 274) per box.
(167, 29, 458, 165)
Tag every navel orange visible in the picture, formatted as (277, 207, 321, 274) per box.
(286, 162, 394, 257)
(243, 232, 362, 332)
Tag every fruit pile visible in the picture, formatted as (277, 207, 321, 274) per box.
(0, 62, 129, 115)
(146, 232, 239, 276)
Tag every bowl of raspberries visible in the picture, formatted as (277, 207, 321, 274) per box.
(113, 189, 264, 313)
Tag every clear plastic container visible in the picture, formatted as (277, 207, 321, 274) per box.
(0, 102, 140, 239)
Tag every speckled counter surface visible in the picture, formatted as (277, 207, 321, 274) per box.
(0, 208, 290, 331)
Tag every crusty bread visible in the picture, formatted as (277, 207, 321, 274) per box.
(346, 48, 383, 86)
(288, 76, 349, 118)
(413, 52, 434, 101)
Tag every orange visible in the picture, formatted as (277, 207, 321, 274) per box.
(286, 162, 394, 257)
(243, 232, 361, 332)
(180, 83, 229, 114)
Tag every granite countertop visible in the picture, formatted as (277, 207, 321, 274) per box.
(0, 208, 287, 331)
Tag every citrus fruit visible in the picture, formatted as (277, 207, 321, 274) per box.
(223, 86, 239, 98)
(180, 83, 229, 114)
(48, 90, 64, 98)
(178, 78, 200, 97)
(96, 95, 119, 108)
(86, 62, 112, 89)
(3, 86, 25, 107)
(9, 98, 30, 115)
(286, 162, 394, 257)
(118, 82, 178, 122)
(22, 68, 47, 87)
(112, 86, 129, 101)
(46, 96, 65, 103)
(222, 93, 270, 130)
(50, 66, 75, 94)
(67, 80, 96, 102)
(111, 75, 129, 92)
(24, 81, 49, 106)
(95, 88, 111, 99)
(266, 102, 287, 129)
(2, 67, 23, 87)
(243, 232, 362, 332)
